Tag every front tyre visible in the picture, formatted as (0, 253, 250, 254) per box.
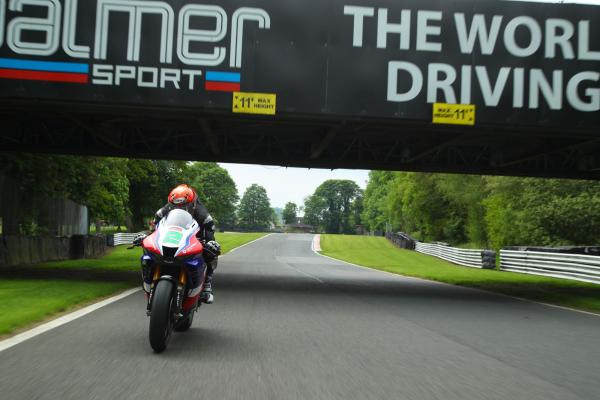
(149, 280, 174, 353)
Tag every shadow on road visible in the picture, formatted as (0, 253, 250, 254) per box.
(215, 270, 600, 309)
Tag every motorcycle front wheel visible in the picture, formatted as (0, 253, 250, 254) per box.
(149, 280, 174, 353)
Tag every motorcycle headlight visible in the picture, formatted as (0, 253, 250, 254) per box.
(185, 256, 203, 268)
(141, 254, 154, 266)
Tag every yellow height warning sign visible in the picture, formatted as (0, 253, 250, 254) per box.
(232, 92, 277, 115)
(432, 103, 475, 126)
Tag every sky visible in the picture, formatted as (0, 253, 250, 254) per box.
(220, 163, 370, 209)
(219, 0, 600, 209)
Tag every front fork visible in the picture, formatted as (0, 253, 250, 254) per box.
(146, 266, 187, 321)
(175, 269, 187, 319)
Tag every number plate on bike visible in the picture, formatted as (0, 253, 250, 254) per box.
(163, 230, 183, 246)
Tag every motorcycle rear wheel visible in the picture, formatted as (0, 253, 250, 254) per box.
(149, 280, 174, 353)
(174, 311, 194, 332)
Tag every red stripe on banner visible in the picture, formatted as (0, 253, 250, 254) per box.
(0, 69, 88, 83)
(205, 81, 240, 92)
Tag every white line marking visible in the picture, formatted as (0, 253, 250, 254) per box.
(502, 296, 600, 317)
(0, 288, 140, 353)
(222, 233, 273, 255)
(312, 238, 600, 318)
(283, 262, 326, 284)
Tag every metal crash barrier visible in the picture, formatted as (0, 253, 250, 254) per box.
(415, 242, 493, 269)
(112, 232, 145, 246)
(500, 250, 600, 284)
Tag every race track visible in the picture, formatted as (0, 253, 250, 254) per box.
(1, 233, 599, 400)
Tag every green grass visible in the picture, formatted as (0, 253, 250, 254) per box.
(0, 279, 131, 336)
(217, 232, 268, 254)
(0, 232, 268, 337)
(320, 235, 600, 313)
(35, 232, 268, 273)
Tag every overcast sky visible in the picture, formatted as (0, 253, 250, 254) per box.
(219, 163, 370, 209)
(220, 0, 599, 209)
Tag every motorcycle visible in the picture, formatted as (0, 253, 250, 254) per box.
(129, 209, 208, 353)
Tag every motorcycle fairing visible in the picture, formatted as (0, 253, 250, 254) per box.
(142, 209, 203, 258)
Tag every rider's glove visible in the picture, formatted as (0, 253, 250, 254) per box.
(132, 233, 147, 246)
(204, 240, 221, 258)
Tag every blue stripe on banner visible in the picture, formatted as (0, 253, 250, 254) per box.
(0, 58, 89, 74)
(205, 71, 241, 83)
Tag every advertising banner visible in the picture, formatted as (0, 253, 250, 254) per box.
(0, 0, 598, 130)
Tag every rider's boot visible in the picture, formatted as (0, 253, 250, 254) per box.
(201, 274, 214, 304)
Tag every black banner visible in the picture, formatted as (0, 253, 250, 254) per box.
(0, 0, 598, 130)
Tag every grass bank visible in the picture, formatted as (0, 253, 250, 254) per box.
(0, 232, 267, 337)
(35, 232, 268, 272)
(0, 279, 131, 336)
(320, 235, 600, 313)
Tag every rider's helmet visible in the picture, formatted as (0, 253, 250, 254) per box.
(168, 184, 197, 212)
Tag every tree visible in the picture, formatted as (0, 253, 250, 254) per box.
(84, 158, 130, 232)
(304, 180, 362, 234)
(303, 194, 326, 230)
(126, 159, 159, 231)
(282, 202, 297, 224)
(237, 184, 272, 230)
(361, 170, 395, 232)
(0, 153, 131, 233)
(125, 160, 192, 231)
(184, 162, 239, 227)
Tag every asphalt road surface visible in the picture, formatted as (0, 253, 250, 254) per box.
(1, 233, 599, 400)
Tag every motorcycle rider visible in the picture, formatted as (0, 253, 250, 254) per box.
(145, 184, 221, 304)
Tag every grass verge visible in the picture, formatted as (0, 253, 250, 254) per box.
(33, 232, 268, 273)
(0, 232, 268, 337)
(0, 279, 131, 336)
(320, 235, 600, 313)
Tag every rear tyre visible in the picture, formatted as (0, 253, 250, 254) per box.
(149, 280, 174, 353)
(174, 311, 194, 332)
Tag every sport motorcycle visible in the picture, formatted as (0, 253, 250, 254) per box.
(129, 209, 208, 353)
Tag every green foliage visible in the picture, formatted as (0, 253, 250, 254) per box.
(0, 153, 130, 231)
(183, 162, 239, 228)
(282, 202, 298, 224)
(362, 171, 600, 249)
(126, 159, 160, 231)
(361, 171, 395, 232)
(1, 154, 240, 232)
(303, 194, 327, 228)
(237, 184, 273, 230)
(303, 180, 362, 233)
(85, 158, 130, 226)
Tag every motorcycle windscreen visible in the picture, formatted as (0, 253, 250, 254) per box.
(159, 209, 195, 259)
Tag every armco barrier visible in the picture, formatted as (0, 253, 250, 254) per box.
(112, 232, 145, 246)
(500, 250, 600, 284)
(415, 242, 489, 269)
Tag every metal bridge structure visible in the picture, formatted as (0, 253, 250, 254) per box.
(1, 0, 599, 179)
